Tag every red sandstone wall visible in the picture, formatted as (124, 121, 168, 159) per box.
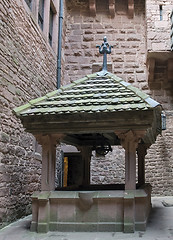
(146, 0, 172, 52)
(63, 0, 147, 90)
(0, 0, 56, 226)
(63, 0, 173, 196)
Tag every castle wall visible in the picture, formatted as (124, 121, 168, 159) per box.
(146, 0, 172, 51)
(0, 0, 57, 226)
(63, 0, 147, 90)
(63, 0, 173, 196)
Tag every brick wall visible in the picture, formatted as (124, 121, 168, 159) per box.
(0, 0, 56, 227)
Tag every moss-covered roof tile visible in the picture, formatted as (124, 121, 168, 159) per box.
(14, 72, 160, 117)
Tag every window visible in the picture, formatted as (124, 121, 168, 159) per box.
(25, 0, 32, 9)
(49, 7, 54, 46)
(38, 0, 44, 30)
(23, 0, 58, 52)
(159, 5, 163, 21)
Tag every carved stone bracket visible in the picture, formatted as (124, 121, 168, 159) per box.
(89, 0, 134, 18)
(128, 0, 134, 18)
(109, 0, 115, 17)
(89, 0, 96, 16)
(116, 130, 145, 151)
(35, 133, 64, 146)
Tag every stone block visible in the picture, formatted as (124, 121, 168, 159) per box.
(75, 223, 97, 232)
(68, 35, 82, 43)
(57, 200, 76, 222)
(83, 35, 94, 42)
(0, 132, 9, 143)
(81, 23, 93, 29)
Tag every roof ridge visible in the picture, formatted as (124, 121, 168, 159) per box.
(60, 75, 92, 91)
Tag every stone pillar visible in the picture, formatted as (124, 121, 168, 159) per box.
(36, 134, 60, 191)
(81, 147, 92, 186)
(117, 130, 145, 190)
(116, 130, 146, 233)
(137, 144, 148, 186)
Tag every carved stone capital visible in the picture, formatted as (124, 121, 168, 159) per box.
(35, 134, 64, 146)
(116, 130, 145, 151)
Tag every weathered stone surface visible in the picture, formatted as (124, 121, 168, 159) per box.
(0, 0, 56, 228)
(1, 0, 173, 230)
(146, 0, 172, 51)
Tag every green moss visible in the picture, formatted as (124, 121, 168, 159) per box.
(15, 88, 22, 96)
(12, 57, 19, 66)
(29, 96, 47, 105)
(13, 103, 31, 116)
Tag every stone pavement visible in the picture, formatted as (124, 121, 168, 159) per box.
(0, 197, 172, 240)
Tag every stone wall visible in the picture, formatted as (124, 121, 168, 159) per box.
(145, 0, 173, 195)
(145, 113, 173, 195)
(63, 0, 173, 196)
(91, 146, 125, 185)
(64, 0, 147, 90)
(146, 0, 172, 51)
(0, 0, 56, 227)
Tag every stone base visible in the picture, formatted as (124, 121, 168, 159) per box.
(31, 184, 152, 233)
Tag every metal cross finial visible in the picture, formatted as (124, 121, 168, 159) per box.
(96, 36, 113, 76)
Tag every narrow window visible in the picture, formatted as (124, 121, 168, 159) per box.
(159, 5, 163, 21)
(171, 10, 173, 51)
(25, 0, 32, 9)
(49, 7, 54, 46)
(38, 0, 44, 30)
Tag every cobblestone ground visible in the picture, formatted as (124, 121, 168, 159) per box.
(0, 197, 172, 240)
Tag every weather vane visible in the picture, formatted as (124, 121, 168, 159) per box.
(96, 36, 113, 76)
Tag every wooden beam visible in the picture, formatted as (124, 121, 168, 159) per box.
(89, 0, 96, 16)
(128, 0, 134, 18)
(109, 0, 115, 17)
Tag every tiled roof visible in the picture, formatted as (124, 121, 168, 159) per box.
(14, 72, 160, 117)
